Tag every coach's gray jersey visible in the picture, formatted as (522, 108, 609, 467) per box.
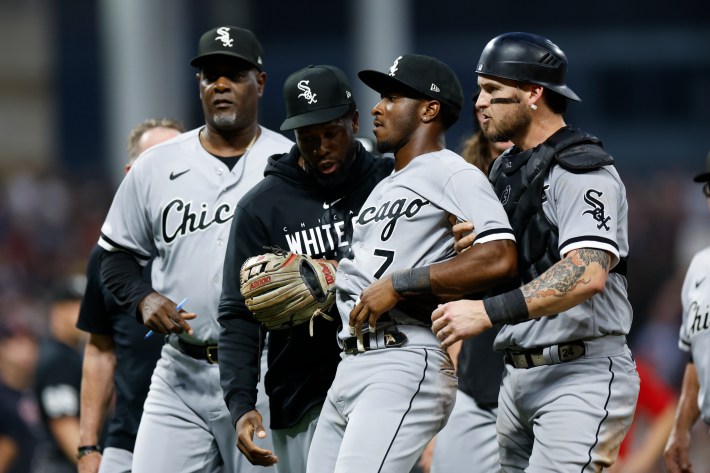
(679, 246, 710, 423)
(495, 164, 631, 350)
(99, 127, 293, 344)
(336, 149, 515, 340)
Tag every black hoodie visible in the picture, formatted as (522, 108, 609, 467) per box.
(218, 142, 393, 429)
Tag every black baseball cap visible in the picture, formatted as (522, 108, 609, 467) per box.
(190, 26, 264, 71)
(358, 54, 464, 120)
(280, 65, 355, 131)
(693, 149, 710, 182)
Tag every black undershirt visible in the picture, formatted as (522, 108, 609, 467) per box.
(212, 153, 243, 171)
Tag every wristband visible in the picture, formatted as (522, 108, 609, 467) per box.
(391, 267, 431, 295)
(483, 288, 529, 325)
(76, 445, 100, 460)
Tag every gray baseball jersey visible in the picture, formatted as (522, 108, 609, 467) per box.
(494, 164, 632, 350)
(678, 246, 710, 424)
(308, 150, 514, 473)
(335, 149, 515, 337)
(99, 126, 292, 473)
(492, 159, 639, 472)
(100, 127, 291, 343)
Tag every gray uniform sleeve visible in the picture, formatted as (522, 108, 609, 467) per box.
(99, 160, 154, 260)
(545, 166, 623, 266)
(445, 168, 515, 244)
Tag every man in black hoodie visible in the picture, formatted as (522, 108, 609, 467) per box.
(218, 65, 393, 472)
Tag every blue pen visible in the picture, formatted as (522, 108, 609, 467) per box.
(144, 297, 189, 339)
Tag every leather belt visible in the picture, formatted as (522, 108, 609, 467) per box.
(504, 341, 585, 369)
(342, 329, 408, 354)
(176, 338, 219, 364)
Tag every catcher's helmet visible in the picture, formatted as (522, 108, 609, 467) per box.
(476, 32, 581, 102)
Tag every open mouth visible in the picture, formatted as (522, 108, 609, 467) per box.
(318, 161, 339, 175)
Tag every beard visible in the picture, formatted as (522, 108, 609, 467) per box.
(212, 112, 238, 129)
(482, 104, 531, 143)
(303, 159, 355, 190)
(302, 145, 358, 190)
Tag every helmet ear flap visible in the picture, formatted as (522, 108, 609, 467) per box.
(476, 32, 581, 102)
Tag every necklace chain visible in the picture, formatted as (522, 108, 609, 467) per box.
(199, 127, 259, 155)
(243, 130, 258, 153)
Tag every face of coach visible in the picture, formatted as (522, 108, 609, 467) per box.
(294, 110, 360, 187)
(196, 57, 265, 135)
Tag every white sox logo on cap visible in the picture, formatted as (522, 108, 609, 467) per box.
(297, 80, 318, 104)
(388, 56, 403, 76)
(215, 27, 233, 47)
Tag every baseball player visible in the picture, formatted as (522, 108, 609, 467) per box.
(306, 54, 518, 473)
(433, 32, 640, 472)
(664, 151, 710, 473)
(218, 65, 394, 472)
(76, 118, 184, 473)
(98, 26, 292, 473)
(34, 276, 87, 473)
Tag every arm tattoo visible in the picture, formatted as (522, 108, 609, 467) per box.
(576, 248, 612, 271)
(521, 249, 610, 302)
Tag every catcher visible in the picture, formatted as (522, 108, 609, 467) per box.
(217, 65, 393, 472)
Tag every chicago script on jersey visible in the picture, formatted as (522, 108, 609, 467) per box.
(688, 300, 710, 337)
(357, 198, 430, 241)
(162, 199, 234, 243)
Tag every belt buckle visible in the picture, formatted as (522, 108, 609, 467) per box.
(206, 346, 218, 364)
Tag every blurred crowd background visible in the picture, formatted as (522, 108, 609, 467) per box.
(1, 0, 710, 471)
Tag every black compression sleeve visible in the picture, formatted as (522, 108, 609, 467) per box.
(100, 250, 155, 323)
(391, 266, 432, 295)
(483, 288, 529, 325)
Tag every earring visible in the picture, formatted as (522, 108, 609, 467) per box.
(530, 104, 538, 111)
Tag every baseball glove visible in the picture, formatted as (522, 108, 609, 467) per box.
(240, 250, 337, 334)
